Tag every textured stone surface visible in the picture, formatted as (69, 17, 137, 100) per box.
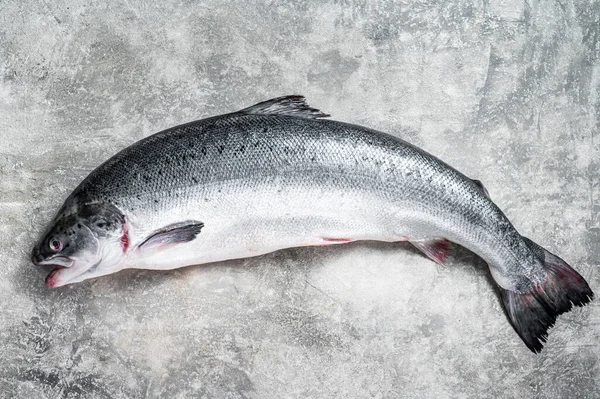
(1, 0, 599, 397)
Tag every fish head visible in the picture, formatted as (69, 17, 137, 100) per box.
(31, 203, 128, 288)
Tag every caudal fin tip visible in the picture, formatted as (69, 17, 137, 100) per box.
(527, 336, 546, 354)
(519, 294, 594, 354)
(502, 284, 594, 354)
(501, 241, 594, 353)
(574, 289, 594, 307)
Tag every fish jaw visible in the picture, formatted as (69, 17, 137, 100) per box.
(30, 247, 87, 287)
(45, 263, 89, 288)
(45, 257, 127, 288)
(31, 252, 76, 288)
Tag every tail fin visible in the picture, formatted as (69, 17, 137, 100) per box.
(500, 238, 594, 353)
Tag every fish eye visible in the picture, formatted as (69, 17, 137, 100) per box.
(48, 237, 63, 253)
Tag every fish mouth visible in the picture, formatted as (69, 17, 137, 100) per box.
(31, 254, 78, 288)
(32, 250, 101, 288)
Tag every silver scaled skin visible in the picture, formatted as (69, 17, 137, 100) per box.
(31, 96, 593, 353)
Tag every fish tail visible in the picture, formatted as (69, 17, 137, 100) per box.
(500, 237, 593, 353)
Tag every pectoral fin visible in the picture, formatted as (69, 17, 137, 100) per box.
(410, 238, 453, 265)
(136, 221, 204, 253)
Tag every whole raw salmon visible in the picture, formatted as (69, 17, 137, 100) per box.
(31, 95, 593, 352)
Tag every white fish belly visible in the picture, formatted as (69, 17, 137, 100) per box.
(125, 180, 410, 270)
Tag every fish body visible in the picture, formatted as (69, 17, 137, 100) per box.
(32, 96, 593, 352)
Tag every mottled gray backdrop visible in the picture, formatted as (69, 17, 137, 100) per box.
(1, 0, 599, 398)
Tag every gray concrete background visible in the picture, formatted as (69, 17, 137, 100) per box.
(1, 0, 599, 397)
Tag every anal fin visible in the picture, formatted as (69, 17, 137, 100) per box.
(410, 238, 453, 265)
(136, 221, 204, 253)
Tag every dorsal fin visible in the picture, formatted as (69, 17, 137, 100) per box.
(472, 179, 490, 198)
(239, 95, 330, 119)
